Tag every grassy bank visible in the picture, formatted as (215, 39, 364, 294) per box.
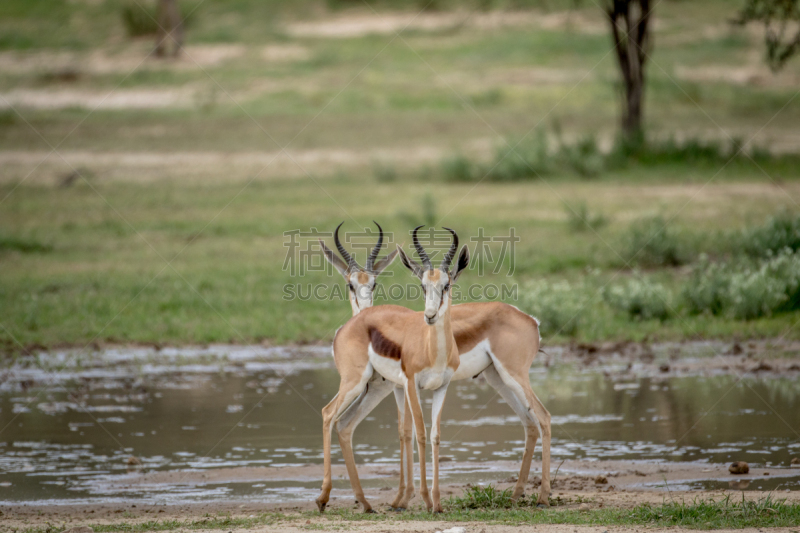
(17, 494, 800, 532)
(1, 175, 800, 352)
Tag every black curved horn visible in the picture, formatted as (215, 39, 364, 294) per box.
(366, 221, 383, 272)
(334, 222, 358, 271)
(412, 225, 432, 270)
(441, 227, 458, 270)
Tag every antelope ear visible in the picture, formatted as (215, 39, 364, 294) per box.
(320, 239, 349, 277)
(371, 248, 398, 276)
(451, 245, 470, 282)
(397, 245, 425, 280)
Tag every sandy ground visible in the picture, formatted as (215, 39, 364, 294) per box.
(3, 463, 800, 532)
(285, 10, 609, 39)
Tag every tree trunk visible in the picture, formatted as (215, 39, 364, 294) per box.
(155, 0, 183, 58)
(606, 0, 650, 141)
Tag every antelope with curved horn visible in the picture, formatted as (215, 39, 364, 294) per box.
(319, 221, 416, 509)
(318, 226, 552, 512)
(317, 227, 468, 513)
(319, 221, 398, 315)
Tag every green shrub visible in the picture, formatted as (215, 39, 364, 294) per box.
(565, 202, 608, 233)
(372, 161, 397, 183)
(726, 269, 786, 320)
(450, 484, 514, 510)
(441, 153, 478, 182)
(623, 216, 688, 267)
(727, 248, 800, 319)
(608, 134, 752, 168)
(765, 248, 800, 311)
(683, 255, 730, 316)
(121, 1, 195, 38)
(121, 2, 159, 37)
(740, 210, 800, 258)
(603, 277, 672, 321)
(683, 248, 800, 320)
(0, 236, 52, 254)
(486, 130, 551, 182)
(522, 280, 586, 336)
(558, 134, 603, 178)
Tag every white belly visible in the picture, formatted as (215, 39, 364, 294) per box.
(368, 339, 492, 388)
(452, 339, 492, 381)
(416, 366, 454, 391)
(368, 345, 404, 385)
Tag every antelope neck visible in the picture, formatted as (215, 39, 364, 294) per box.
(425, 303, 454, 370)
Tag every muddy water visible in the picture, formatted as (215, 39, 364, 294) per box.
(1, 345, 799, 504)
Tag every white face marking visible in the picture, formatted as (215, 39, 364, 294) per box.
(348, 271, 376, 315)
(421, 270, 450, 325)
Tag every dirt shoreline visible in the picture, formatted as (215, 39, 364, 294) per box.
(3, 467, 800, 531)
(5, 338, 800, 376)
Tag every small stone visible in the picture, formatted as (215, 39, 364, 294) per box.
(594, 475, 608, 484)
(658, 364, 670, 373)
(439, 528, 465, 533)
(729, 461, 749, 474)
(791, 457, 799, 466)
(126, 456, 142, 466)
(61, 528, 93, 533)
(578, 503, 590, 511)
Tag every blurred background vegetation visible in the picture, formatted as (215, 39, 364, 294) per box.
(1, 0, 799, 352)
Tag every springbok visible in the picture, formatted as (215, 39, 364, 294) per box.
(319, 226, 551, 512)
(319, 221, 415, 509)
(318, 227, 468, 513)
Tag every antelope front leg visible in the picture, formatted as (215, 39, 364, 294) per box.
(390, 387, 407, 510)
(430, 382, 450, 513)
(405, 376, 432, 511)
(316, 394, 342, 512)
(401, 392, 416, 507)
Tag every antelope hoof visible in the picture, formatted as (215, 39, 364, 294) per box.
(537, 502, 549, 509)
(390, 507, 406, 512)
(316, 499, 327, 513)
(364, 508, 377, 514)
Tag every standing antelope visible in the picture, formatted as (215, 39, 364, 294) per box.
(319, 226, 551, 512)
(318, 221, 415, 510)
(318, 227, 468, 513)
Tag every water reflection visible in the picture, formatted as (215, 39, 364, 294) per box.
(1, 348, 799, 503)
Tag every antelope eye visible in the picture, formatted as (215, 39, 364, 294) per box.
(444, 284, 450, 292)
(348, 283, 354, 291)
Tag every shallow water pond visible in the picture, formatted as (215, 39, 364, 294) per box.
(1, 345, 799, 504)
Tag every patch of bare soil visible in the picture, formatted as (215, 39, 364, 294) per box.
(545, 338, 800, 377)
(675, 63, 800, 88)
(0, 87, 198, 110)
(262, 44, 312, 62)
(0, 138, 495, 184)
(0, 44, 246, 77)
(286, 10, 606, 39)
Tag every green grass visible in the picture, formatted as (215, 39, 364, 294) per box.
(1, 176, 799, 352)
(2, 0, 800, 350)
(16, 494, 800, 533)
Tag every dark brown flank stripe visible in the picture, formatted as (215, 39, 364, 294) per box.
(369, 327, 402, 360)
